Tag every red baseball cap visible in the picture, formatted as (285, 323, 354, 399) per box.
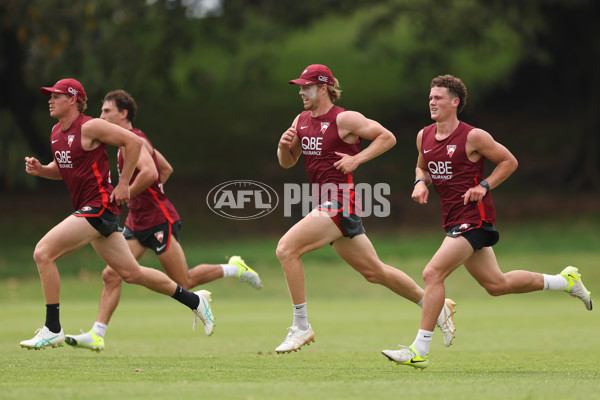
(289, 64, 335, 86)
(40, 78, 87, 101)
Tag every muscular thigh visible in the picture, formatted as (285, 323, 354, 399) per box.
(91, 232, 139, 273)
(157, 239, 190, 282)
(332, 234, 381, 271)
(426, 236, 474, 279)
(463, 247, 505, 286)
(37, 215, 100, 260)
(279, 208, 343, 256)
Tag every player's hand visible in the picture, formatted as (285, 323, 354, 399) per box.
(333, 152, 359, 174)
(110, 181, 130, 206)
(461, 184, 487, 205)
(24, 157, 42, 176)
(279, 127, 296, 149)
(411, 182, 429, 205)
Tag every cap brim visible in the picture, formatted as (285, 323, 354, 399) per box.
(40, 87, 67, 96)
(289, 78, 319, 86)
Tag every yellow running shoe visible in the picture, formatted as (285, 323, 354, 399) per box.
(65, 329, 104, 352)
(229, 255, 262, 290)
(382, 344, 429, 369)
(561, 266, 592, 310)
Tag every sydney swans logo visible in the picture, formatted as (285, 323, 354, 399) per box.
(206, 180, 279, 220)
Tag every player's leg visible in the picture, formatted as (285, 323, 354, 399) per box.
(332, 234, 424, 302)
(464, 248, 591, 309)
(381, 236, 471, 366)
(274, 209, 341, 353)
(333, 234, 456, 347)
(464, 246, 543, 295)
(91, 233, 215, 335)
(276, 208, 341, 304)
(21, 215, 100, 349)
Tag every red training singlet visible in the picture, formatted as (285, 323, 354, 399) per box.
(117, 128, 179, 231)
(296, 105, 361, 212)
(51, 113, 119, 214)
(421, 121, 495, 229)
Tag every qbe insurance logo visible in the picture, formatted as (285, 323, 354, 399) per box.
(206, 180, 279, 220)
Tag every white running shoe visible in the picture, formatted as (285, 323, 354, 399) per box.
(382, 344, 429, 369)
(20, 326, 65, 350)
(436, 298, 456, 347)
(561, 266, 593, 310)
(229, 256, 262, 290)
(65, 329, 105, 352)
(193, 290, 215, 336)
(275, 325, 315, 353)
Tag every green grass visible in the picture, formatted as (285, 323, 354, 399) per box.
(1, 215, 600, 399)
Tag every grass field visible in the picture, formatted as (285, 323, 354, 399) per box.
(1, 216, 599, 399)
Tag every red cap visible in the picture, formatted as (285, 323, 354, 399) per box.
(40, 79, 87, 101)
(289, 64, 335, 86)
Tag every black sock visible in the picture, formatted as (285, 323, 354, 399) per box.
(172, 285, 200, 310)
(45, 303, 61, 333)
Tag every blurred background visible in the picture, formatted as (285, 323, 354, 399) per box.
(1, 0, 599, 243)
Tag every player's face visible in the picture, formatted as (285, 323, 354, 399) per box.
(298, 84, 321, 110)
(48, 93, 73, 118)
(100, 100, 123, 125)
(429, 86, 458, 122)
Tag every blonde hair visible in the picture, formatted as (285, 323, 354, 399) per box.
(327, 77, 342, 103)
(77, 97, 88, 113)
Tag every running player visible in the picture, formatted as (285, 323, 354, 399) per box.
(64, 89, 261, 351)
(21, 79, 214, 350)
(382, 74, 592, 369)
(275, 64, 456, 353)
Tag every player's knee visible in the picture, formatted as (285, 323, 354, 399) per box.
(117, 266, 143, 284)
(360, 269, 380, 284)
(276, 240, 294, 263)
(483, 283, 505, 296)
(32, 242, 51, 266)
(102, 267, 122, 288)
(422, 266, 444, 286)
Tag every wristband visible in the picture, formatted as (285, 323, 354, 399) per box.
(479, 180, 490, 192)
(414, 178, 426, 186)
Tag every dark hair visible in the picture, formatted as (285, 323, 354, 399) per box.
(103, 90, 137, 122)
(430, 75, 467, 113)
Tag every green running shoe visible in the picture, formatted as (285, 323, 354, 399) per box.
(229, 255, 262, 290)
(65, 329, 105, 352)
(561, 266, 592, 310)
(382, 344, 429, 369)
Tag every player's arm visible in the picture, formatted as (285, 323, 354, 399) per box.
(462, 128, 518, 205)
(81, 118, 143, 205)
(411, 129, 431, 205)
(24, 157, 62, 180)
(333, 111, 396, 174)
(277, 114, 302, 169)
(127, 146, 159, 198)
(154, 149, 173, 184)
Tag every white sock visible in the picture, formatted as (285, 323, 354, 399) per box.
(417, 298, 424, 308)
(221, 264, 240, 278)
(293, 303, 309, 331)
(543, 274, 568, 291)
(412, 329, 433, 357)
(93, 322, 107, 338)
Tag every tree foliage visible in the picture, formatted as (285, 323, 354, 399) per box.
(1, 0, 598, 192)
